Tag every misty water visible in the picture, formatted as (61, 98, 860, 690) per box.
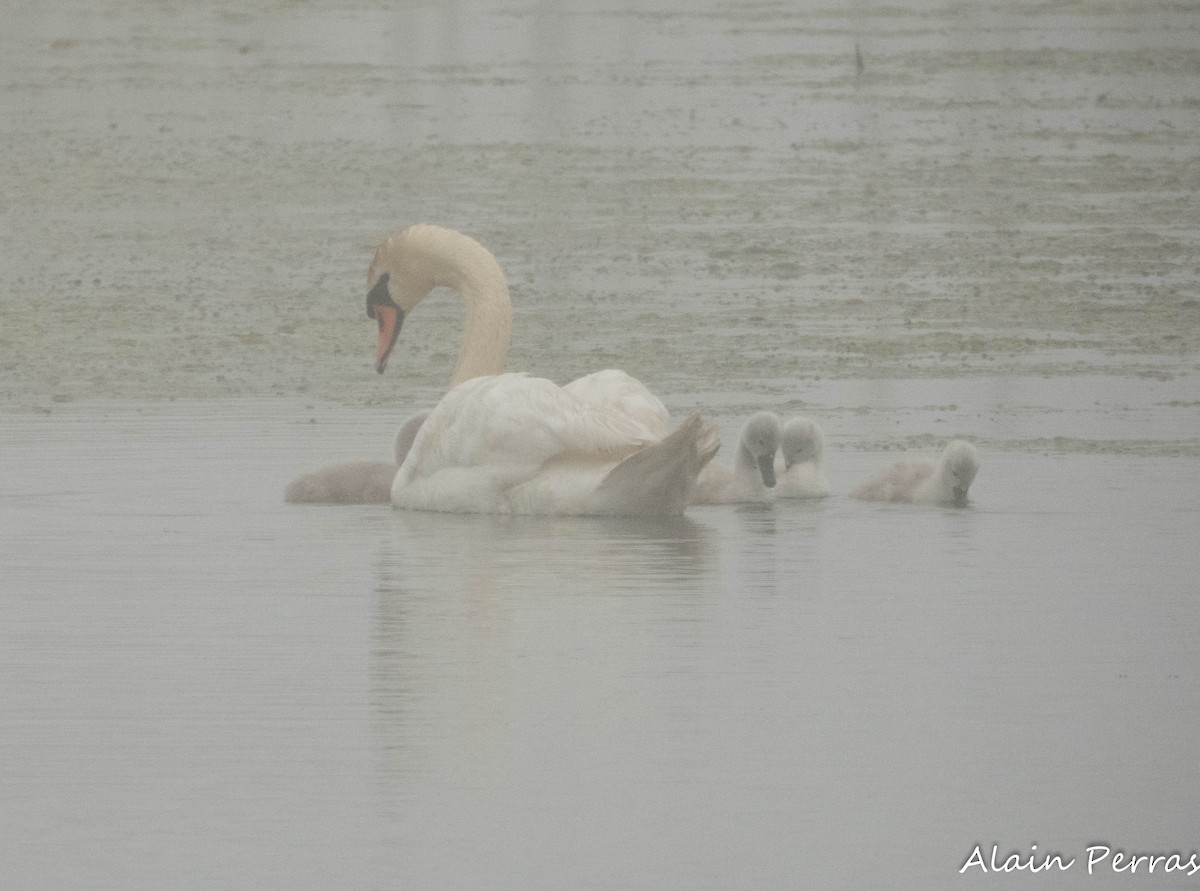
(3, 1, 1199, 889)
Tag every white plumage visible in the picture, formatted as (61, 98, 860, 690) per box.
(368, 225, 719, 515)
(774, 416, 830, 499)
(692, 411, 781, 505)
(851, 440, 980, 506)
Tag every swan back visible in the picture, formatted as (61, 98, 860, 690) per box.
(563, 370, 670, 440)
(392, 372, 705, 514)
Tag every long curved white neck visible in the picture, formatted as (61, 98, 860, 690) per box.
(390, 225, 513, 387)
(451, 237, 512, 386)
(450, 271, 511, 387)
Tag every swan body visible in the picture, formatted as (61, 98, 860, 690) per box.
(563, 368, 670, 440)
(851, 439, 980, 506)
(368, 225, 718, 515)
(283, 411, 429, 505)
(692, 411, 781, 505)
(774, 416, 830, 499)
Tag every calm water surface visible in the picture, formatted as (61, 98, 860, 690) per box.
(3, 0, 1200, 887)
(2, 403, 1198, 889)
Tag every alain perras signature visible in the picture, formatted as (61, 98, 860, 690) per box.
(960, 843, 1200, 876)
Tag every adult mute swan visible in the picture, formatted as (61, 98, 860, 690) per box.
(692, 411, 781, 505)
(774, 416, 830, 499)
(284, 412, 429, 504)
(851, 439, 980, 506)
(366, 225, 720, 515)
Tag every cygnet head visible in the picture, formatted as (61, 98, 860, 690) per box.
(941, 440, 980, 502)
(739, 411, 782, 489)
(780, 417, 824, 469)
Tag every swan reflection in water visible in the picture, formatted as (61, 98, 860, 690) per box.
(375, 510, 716, 611)
(367, 511, 716, 788)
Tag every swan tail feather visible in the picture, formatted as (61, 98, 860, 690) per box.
(593, 413, 721, 515)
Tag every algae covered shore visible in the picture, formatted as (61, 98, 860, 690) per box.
(2, 0, 1197, 455)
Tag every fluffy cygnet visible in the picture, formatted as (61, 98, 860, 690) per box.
(774, 416, 830, 499)
(284, 461, 397, 504)
(284, 411, 428, 504)
(850, 439, 980, 506)
(692, 411, 781, 505)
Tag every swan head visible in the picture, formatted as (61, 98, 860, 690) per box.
(367, 229, 444, 374)
(365, 225, 512, 381)
(941, 440, 980, 503)
(366, 272, 404, 374)
(780, 416, 824, 469)
(739, 411, 782, 489)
